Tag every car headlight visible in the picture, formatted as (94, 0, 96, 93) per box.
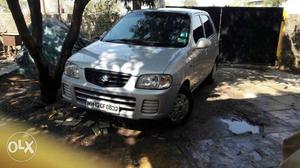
(136, 74, 172, 89)
(64, 62, 80, 79)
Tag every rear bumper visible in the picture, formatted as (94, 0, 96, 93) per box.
(62, 75, 180, 120)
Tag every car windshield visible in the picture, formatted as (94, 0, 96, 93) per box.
(103, 11, 191, 48)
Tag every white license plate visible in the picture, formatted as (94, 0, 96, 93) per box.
(86, 98, 120, 114)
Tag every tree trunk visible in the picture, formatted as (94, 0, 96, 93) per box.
(132, 0, 141, 10)
(41, 0, 46, 14)
(7, 0, 90, 104)
(47, 0, 90, 103)
(39, 71, 60, 104)
(57, 0, 61, 20)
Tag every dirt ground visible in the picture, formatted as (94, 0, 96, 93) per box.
(0, 66, 299, 168)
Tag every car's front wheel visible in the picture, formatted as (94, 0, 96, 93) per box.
(168, 87, 193, 125)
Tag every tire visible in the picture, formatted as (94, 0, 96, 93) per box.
(206, 62, 217, 84)
(167, 87, 193, 125)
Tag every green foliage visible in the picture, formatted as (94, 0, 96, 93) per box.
(231, 0, 282, 7)
(264, 0, 280, 6)
(81, 0, 120, 40)
(182, 0, 198, 6)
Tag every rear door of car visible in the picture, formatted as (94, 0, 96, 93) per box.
(200, 14, 219, 76)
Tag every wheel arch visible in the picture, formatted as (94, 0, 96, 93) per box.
(180, 79, 191, 91)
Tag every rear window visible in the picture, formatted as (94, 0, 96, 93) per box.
(201, 15, 214, 37)
(192, 15, 205, 43)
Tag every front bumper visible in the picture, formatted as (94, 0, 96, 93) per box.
(62, 75, 180, 120)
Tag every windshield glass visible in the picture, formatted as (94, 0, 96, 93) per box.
(103, 11, 191, 48)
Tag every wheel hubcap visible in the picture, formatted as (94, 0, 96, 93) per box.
(169, 93, 190, 122)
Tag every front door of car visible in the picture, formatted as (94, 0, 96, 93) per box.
(200, 14, 218, 76)
(188, 14, 206, 88)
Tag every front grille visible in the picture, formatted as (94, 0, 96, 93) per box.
(74, 88, 136, 113)
(142, 100, 159, 113)
(62, 83, 72, 98)
(85, 68, 131, 87)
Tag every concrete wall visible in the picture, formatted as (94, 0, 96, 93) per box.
(0, 13, 29, 52)
(0, 13, 22, 33)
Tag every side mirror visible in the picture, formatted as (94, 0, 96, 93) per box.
(196, 38, 212, 49)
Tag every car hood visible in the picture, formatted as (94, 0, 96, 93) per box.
(68, 41, 183, 76)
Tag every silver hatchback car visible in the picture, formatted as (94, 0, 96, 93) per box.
(62, 8, 219, 124)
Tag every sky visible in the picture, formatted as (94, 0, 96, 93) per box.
(283, 0, 300, 14)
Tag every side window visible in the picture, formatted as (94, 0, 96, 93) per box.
(201, 15, 214, 38)
(192, 15, 204, 43)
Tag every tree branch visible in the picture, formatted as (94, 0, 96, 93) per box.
(53, 0, 90, 80)
(27, 0, 43, 46)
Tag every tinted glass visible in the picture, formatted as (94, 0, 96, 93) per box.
(103, 12, 191, 47)
(201, 15, 214, 37)
(192, 15, 204, 43)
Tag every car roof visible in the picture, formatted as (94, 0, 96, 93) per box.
(133, 8, 208, 16)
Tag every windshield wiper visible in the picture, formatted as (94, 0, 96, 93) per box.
(145, 41, 183, 47)
(105, 39, 183, 47)
(104, 39, 150, 45)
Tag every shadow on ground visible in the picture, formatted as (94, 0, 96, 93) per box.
(0, 66, 300, 167)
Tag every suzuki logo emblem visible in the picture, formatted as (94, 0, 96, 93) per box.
(98, 74, 109, 83)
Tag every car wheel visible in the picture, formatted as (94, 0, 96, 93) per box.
(207, 62, 217, 84)
(168, 87, 193, 125)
